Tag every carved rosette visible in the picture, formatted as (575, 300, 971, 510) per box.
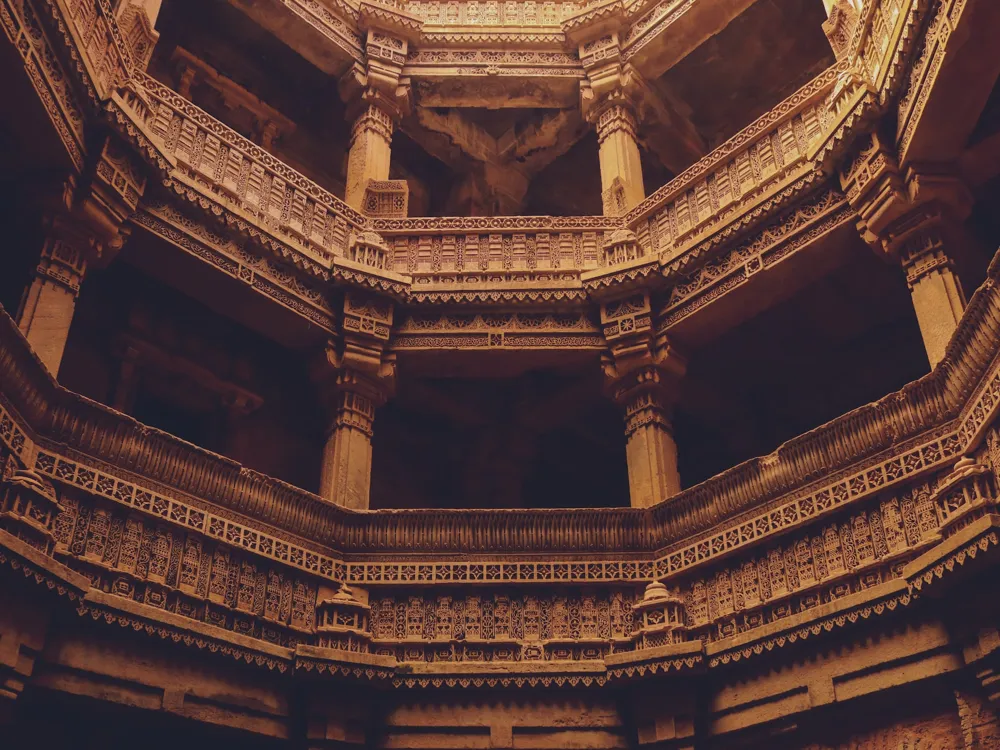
(0, 467, 62, 553)
(632, 581, 687, 650)
(316, 585, 373, 653)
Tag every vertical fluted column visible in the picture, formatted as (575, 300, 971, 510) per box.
(621, 373, 681, 507)
(340, 18, 414, 212)
(599, 283, 687, 508)
(840, 132, 971, 368)
(315, 291, 395, 510)
(17, 231, 89, 376)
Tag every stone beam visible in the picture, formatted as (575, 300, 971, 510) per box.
(225, 0, 362, 76)
(624, 0, 757, 81)
(898, 0, 1000, 167)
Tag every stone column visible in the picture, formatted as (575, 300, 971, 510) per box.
(345, 94, 396, 210)
(897, 212, 966, 367)
(620, 369, 682, 506)
(840, 133, 970, 368)
(599, 286, 687, 508)
(594, 99, 645, 214)
(320, 375, 382, 510)
(340, 16, 414, 211)
(315, 291, 395, 510)
(16, 229, 90, 376)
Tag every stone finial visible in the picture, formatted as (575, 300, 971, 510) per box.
(632, 580, 686, 649)
(0, 468, 62, 553)
(316, 585, 373, 653)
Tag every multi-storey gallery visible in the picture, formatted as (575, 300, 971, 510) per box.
(2, 0, 1000, 746)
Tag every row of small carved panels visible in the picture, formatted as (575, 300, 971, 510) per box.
(405, 0, 580, 26)
(659, 435, 959, 578)
(856, 0, 909, 90)
(638, 107, 827, 256)
(66, 0, 134, 99)
(142, 79, 359, 250)
(32, 450, 345, 582)
(368, 590, 637, 643)
(682, 482, 942, 631)
(52, 490, 319, 631)
(659, 193, 854, 330)
(24, 433, 956, 588)
(373, 641, 616, 664)
(389, 232, 603, 273)
(395, 311, 599, 332)
(696, 562, 907, 645)
(80, 567, 313, 648)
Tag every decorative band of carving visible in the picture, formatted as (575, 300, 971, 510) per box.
(624, 390, 672, 438)
(333, 391, 376, 436)
(351, 103, 395, 147)
(35, 237, 88, 297)
(595, 103, 638, 146)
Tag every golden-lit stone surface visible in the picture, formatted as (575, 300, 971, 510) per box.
(3, 0, 1000, 746)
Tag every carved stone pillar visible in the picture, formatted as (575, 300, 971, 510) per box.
(594, 97, 645, 213)
(567, 20, 647, 214)
(18, 138, 146, 377)
(341, 8, 417, 211)
(16, 227, 90, 376)
(840, 132, 971, 367)
(345, 94, 397, 210)
(320, 375, 384, 510)
(600, 291, 687, 508)
(315, 291, 395, 510)
(896, 210, 967, 367)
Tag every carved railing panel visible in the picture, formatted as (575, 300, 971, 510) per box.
(626, 66, 842, 264)
(141, 75, 366, 267)
(372, 217, 619, 276)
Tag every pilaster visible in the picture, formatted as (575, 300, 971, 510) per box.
(315, 291, 396, 510)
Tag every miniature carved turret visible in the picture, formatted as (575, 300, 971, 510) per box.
(932, 457, 996, 537)
(316, 585, 373, 653)
(632, 581, 687, 650)
(0, 467, 62, 554)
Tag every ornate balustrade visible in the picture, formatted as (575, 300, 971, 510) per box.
(4, 269, 1000, 674)
(625, 66, 842, 271)
(141, 75, 366, 269)
(3, 232, 1000, 569)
